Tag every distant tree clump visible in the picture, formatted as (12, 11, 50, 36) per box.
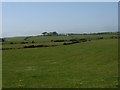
(42, 31, 58, 36)
(42, 32, 48, 36)
(51, 32, 58, 36)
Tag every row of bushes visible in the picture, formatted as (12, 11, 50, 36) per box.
(97, 37, 103, 40)
(24, 41, 80, 48)
(24, 44, 58, 48)
(9, 41, 35, 44)
(63, 41, 80, 45)
(97, 36, 120, 39)
(51, 40, 67, 42)
(51, 38, 88, 42)
(8, 36, 119, 45)
(24, 45, 48, 48)
(53, 38, 91, 42)
(2, 44, 59, 50)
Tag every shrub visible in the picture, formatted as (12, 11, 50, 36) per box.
(52, 40, 65, 42)
(10, 42, 14, 44)
(24, 45, 35, 48)
(24, 45, 49, 48)
(97, 37, 103, 39)
(80, 38, 87, 42)
(21, 42, 28, 44)
(69, 39, 78, 41)
(63, 42, 73, 45)
(72, 41, 79, 43)
(32, 41, 35, 43)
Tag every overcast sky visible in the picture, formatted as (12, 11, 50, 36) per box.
(2, 2, 118, 37)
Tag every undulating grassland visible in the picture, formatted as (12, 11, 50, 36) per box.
(2, 39, 118, 88)
(4, 33, 117, 43)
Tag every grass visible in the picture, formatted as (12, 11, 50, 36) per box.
(2, 39, 118, 88)
(4, 33, 117, 43)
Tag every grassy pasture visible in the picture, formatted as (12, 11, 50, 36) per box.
(2, 39, 118, 88)
(4, 33, 117, 43)
(5, 36, 71, 43)
(2, 33, 118, 50)
(2, 42, 63, 49)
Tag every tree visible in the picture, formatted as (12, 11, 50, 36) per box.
(42, 31, 58, 36)
(52, 32, 58, 36)
(48, 31, 58, 36)
(42, 32, 48, 36)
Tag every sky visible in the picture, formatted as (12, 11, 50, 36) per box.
(0, 2, 2, 38)
(1, 0, 119, 2)
(2, 2, 118, 37)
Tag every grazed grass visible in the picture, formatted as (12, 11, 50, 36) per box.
(2, 39, 118, 88)
(5, 34, 117, 43)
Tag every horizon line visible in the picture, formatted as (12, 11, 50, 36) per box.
(1, 31, 118, 38)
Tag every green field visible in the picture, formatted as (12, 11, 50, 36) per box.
(4, 33, 118, 43)
(2, 37, 118, 88)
